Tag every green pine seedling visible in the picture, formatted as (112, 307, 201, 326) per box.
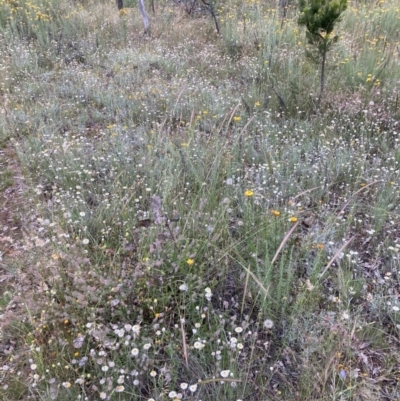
(298, 0, 347, 109)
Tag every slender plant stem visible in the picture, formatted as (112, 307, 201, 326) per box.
(317, 47, 327, 108)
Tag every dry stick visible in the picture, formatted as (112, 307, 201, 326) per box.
(172, 86, 187, 114)
(113, 170, 135, 214)
(189, 108, 195, 128)
(217, 222, 278, 264)
(240, 265, 272, 301)
(265, 151, 274, 175)
(240, 268, 250, 316)
(322, 354, 339, 387)
(198, 378, 242, 385)
(180, 318, 189, 368)
(225, 103, 241, 136)
(218, 103, 240, 136)
(291, 186, 321, 201)
(350, 316, 358, 339)
(216, 199, 305, 266)
(337, 180, 381, 217)
(213, 109, 229, 135)
(158, 86, 187, 134)
(238, 116, 254, 158)
(165, 220, 180, 254)
(215, 112, 229, 134)
(203, 103, 243, 184)
(319, 236, 355, 279)
(239, 116, 255, 137)
(271, 221, 300, 264)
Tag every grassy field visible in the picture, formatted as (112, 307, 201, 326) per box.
(0, 0, 400, 400)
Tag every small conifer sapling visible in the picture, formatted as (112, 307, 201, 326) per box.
(298, 0, 347, 108)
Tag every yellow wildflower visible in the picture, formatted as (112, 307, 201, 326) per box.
(244, 190, 254, 197)
(186, 258, 194, 266)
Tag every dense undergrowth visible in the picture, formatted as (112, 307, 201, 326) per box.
(0, 0, 400, 400)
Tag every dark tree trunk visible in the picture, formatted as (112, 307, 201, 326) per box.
(200, 0, 220, 34)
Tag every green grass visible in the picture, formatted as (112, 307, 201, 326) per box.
(0, 0, 399, 400)
(0, 169, 13, 191)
